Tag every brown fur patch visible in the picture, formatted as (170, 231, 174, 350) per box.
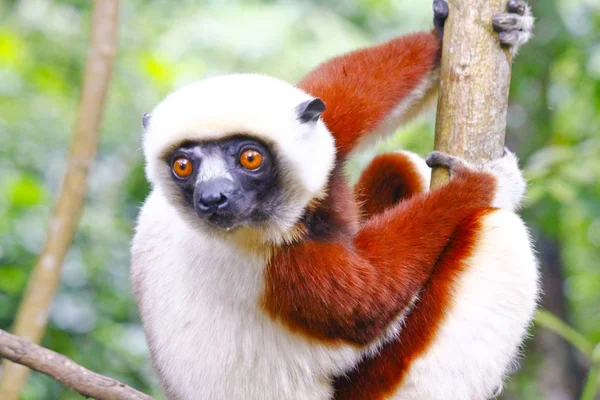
(332, 208, 497, 399)
(262, 166, 496, 346)
(297, 31, 440, 161)
(355, 153, 427, 220)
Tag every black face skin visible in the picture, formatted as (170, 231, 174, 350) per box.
(165, 136, 282, 231)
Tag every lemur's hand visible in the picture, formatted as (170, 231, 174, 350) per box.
(494, 0, 534, 54)
(426, 149, 526, 212)
(433, 0, 534, 54)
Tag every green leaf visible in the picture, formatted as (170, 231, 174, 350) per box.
(0, 265, 27, 294)
(3, 175, 47, 207)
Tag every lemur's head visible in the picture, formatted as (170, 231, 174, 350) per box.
(143, 74, 336, 243)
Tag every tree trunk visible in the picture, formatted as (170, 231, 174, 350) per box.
(0, 1, 120, 398)
(431, 0, 512, 187)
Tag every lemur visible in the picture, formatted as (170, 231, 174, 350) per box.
(131, 1, 539, 399)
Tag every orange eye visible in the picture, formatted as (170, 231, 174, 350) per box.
(240, 149, 263, 170)
(172, 157, 193, 178)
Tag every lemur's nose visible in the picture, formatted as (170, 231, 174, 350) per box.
(195, 179, 234, 214)
(198, 191, 228, 212)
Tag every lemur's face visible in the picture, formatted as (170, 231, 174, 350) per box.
(142, 74, 337, 242)
(163, 136, 281, 231)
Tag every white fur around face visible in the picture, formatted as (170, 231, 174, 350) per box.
(391, 209, 539, 400)
(131, 190, 362, 400)
(143, 74, 336, 202)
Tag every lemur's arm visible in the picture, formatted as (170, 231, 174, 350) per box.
(266, 0, 534, 346)
(263, 162, 495, 345)
(297, 30, 441, 160)
(298, 0, 533, 160)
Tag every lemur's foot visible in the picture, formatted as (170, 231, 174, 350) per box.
(426, 149, 526, 212)
(493, 0, 534, 53)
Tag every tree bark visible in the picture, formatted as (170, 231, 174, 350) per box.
(0, 329, 154, 400)
(0, 1, 120, 398)
(431, 0, 512, 188)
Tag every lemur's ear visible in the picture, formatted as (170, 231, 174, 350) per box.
(142, 113, 152, 130)
(296, 98, 326, 123)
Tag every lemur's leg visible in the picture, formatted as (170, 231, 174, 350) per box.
(355, 152, 430, 220)
(334, 151, 539, 400)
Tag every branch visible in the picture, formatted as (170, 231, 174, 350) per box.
(431, 0, 512, 188)
(0, 0, 120, 398)
(0, 329, 154, 400)
(535, 310, 595, 359)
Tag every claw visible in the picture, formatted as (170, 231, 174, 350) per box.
(508, 0, 526, 15)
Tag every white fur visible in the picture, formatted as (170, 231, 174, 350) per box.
(134, 74, 538, 400)
(441, 149, 526, 212)
(391, 209, 539, 400)
(132, 189, 362, 400)
(197, 152, 233, 183)
(495, 3, 535, 56)
(486, 149, 526, 211)
(132, 152, 539, 400)
(452, 149, 526, 212)
(144, 74, 336, 200)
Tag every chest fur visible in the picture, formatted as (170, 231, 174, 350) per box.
(131, 192, 360, 400)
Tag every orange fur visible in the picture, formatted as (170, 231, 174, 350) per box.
(332, 208, 496, 399)
(261, 30, 500, 398)
(297, 31, 440, 160)
(263, 167, 496, 345)
(355, 153, 428, 219)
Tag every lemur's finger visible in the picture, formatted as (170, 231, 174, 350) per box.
(507, 0, 527, 16)
(492, 14, 518, 32)
(492, 12, 533, 33)
(433, 0, 449, 37)
(426, 151, 459, 170)
(499, 30, 531, 47)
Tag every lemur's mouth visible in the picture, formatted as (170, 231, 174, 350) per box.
(205, 212, 239, 231)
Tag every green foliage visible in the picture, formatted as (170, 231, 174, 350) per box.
(0, 0, 598, 399)
(536, 311, 600, 400)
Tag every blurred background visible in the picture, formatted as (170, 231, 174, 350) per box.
(0, 0, 599, 399)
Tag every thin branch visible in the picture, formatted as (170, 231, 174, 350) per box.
(431, 0, 511, 187)
(0, 0, 120, 398)
(0, 329, 155, 400)
(535, 310, 595, 359)
(580, 365, 599, 400)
